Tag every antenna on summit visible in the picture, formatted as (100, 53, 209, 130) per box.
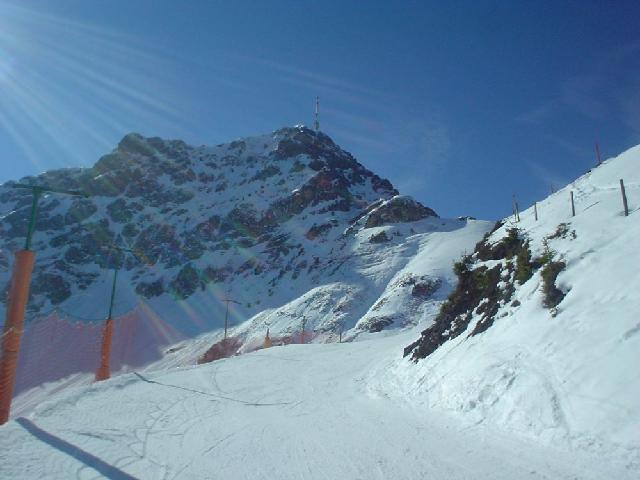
(314, 96, 320, 133)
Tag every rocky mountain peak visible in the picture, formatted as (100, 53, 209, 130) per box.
(0, 127, 439, 335)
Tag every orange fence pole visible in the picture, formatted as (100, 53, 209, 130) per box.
(0, 250, 36, 424)
(95, 318, 114, 381)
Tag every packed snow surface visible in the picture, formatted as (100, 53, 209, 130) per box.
(0, 331, 635, 480)
(395, 144, 640, 463)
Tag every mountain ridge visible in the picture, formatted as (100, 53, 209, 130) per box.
(0, 126, 447, 340)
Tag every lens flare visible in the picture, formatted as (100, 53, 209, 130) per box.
(0, 48, 14, 82)
(0, 1, 188, 173)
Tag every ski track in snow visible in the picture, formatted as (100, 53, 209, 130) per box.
(1, 333, 636, 479)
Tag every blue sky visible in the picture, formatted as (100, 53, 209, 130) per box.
(0, 0, 638, 219)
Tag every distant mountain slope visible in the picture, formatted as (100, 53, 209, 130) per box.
(394, 145, 639, 460)
(0, 126, 461, 344)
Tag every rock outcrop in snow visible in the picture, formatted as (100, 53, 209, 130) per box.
(363, 195, 437, 228)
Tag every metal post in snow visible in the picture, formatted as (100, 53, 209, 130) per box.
(0, 184, 86, 423)
(25, 189, 42, 250)
(222, 297, 240, 340)
(570, 191, 576, 217)
(263, 328, 272, 349)
(96, 244, 142, 382)
(107, 267, 119, 320)
(534, 202, 538, 221)
(620, 179, 629, 216)
(96, 266, 118, 382)
(301, 316, 307, 344)
(95, 318, 114, 382)
(0, 250, 35, 424)
(224, 301, 230, 339)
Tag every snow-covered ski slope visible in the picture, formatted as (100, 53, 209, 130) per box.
(0, 332, 634, 480)
(8, 213, 490, 419)
(1, 145, 638, 479)
(391, 145, 640, 467)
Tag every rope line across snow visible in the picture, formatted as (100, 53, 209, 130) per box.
(132, 372, 296, 407)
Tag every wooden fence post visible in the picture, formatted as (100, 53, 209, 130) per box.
(534, 202, 538, 221)
(620, 179, 629, 216)
(570, 191, 576, 217)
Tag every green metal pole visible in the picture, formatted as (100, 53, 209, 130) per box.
(107, 267, 118, 320)
(224, 301, 229, 339)
(24, 189, 41, 251)
(301, 316, 307, 344)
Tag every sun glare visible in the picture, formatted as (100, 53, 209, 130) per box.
(0, 49, 14, 82)
(0, 1, 185, 171)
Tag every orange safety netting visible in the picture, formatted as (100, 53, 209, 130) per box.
(7, 304, 183, 403)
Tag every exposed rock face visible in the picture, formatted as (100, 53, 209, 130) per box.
(362, 315, 395, 333)
(369, 231, 390, 244)
(170, 264, 200, 300)
(0, 126, 439, 332)
(305, 222, 334, 241)
(364, 196, 437, 228)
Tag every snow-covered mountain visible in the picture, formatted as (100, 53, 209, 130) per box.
(0, 130, 637, 479)
(0, 126, 481, 347)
